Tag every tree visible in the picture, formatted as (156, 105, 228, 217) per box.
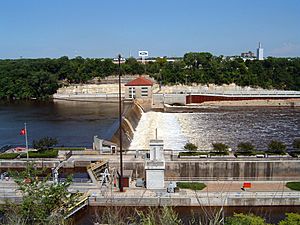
(32, 137, 58, 151)
(293, 138, 300, 150)
(3, 164, 75, 224)
(212, 142, 229, 152)
(184, 142, 198, 151)
(225, 213, 269, 225)
(267, 140, 286, 154)
(237, 142, 256, 152)
(279, 213, 300, 225)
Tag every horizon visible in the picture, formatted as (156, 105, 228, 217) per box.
(1, 0, 300, 59)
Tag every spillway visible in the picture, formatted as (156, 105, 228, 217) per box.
(129, 111, 187, 150)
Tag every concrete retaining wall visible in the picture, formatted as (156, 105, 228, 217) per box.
(110, 160, 300, 181)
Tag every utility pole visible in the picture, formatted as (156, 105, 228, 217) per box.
(118, 54, 124, 192)
(24, 122, 29, 159)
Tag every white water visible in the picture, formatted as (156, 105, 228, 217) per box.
(129, 111, 187, 150)
(129, 108, 300, 151)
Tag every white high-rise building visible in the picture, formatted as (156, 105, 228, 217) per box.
(257, 42, 264, 60)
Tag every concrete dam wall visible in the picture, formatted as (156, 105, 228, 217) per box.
(111, 102, 143, 149)
(112, 159, 300, 181)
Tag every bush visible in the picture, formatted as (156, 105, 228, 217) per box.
(179, 152, 208, 157)
(20, 149, 58, 158)
(212, 143, 229, 152)
(237, 142, 256, 152)
(53, 147, 85, 151)
(288, 151, 300, 158)
(293, 139, 300, 150)
(0, 153, 19, 159)
(177, 182, 206, 191)
(286, 182, 300, 191)
(183, 142, 197, 151)
(210, 151, 229, 156)
(267, 140, 286, 154)
(225, 213, 269, 225)
(32, 137, 58, 151)
(279, 213, 300, 225)
(234, 152, 257, 157)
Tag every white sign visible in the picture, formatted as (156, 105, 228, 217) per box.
(138, 51, 148, 57)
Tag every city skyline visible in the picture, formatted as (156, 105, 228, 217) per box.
(0, 0, 300, 59)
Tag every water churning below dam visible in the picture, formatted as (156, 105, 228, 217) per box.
(129, 107, 300, 151)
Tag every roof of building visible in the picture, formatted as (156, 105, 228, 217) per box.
(125, 76, 153, 86)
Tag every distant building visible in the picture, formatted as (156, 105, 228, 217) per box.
(124, 76, 153, 99)
(257, 42, 264, 60)
(241, 51, 255, 58)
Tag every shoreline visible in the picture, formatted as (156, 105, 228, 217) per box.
(198, 98, 300, 107)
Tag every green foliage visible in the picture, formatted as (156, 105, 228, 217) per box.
(286, 182, 300, 191)
(134, 207, 181, 225)
(177, 182, 206, 191)
(20, 149, 58, 158)
(237, 142, 256, 152)
(279, 213, 300, 225)
(184, 142, 198, 151)
(225, 213, 269, 225)
(1, 54, 300, 99)
(234, 151, 258, 157)
(293, 139, 300, 150)
(0, 153, 19, 159)
(179, 151, 208, 157)
(289, 151, 300, 158)
(212, 142, 229, 152)
(209, 151, 230, 156)
(53, 147, 85, 151)
(32, 137, 58, 151)
(267, 140, 286, 154)
(3, 164, 75, 224)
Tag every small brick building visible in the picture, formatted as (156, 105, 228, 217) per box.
(124, 76, 153, 99)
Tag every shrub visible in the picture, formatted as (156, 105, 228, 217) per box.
(212, 143, 229, 152)
(20, 149, 58, 158)
(237, 142, 256, 152)
(32, 137, 58, 151)
(210, 151, 229, 156)
(286, 182, 300, 191)
(53, 147, 85, 151)
(179, 152, 208, 157)
(279, 213, 300, 225)
(183, 142, 197, 151)
(293, 139, 300, 150)
(288, 151, 300, 158)
(234, 152, 257, 157)
(267, 140, 286, 154)
(177, 182, 206, 191)
(0, 153, 19, 159)
(225, 213, 269, 225)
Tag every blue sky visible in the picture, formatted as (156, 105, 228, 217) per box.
(0, 0, 300, 58)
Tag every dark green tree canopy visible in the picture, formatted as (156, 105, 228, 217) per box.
(267, 140, 287, 154)
(237, 142, 256, 152)
(1, 54, 300, 100)
(212, 142, 229, 152)
(32, 137, 58, 151)
(184, 142, 198, 151)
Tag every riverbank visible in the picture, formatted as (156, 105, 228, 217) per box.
(198, 98, 300, 107)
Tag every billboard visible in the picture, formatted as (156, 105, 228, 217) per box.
(138, 51, 148, 57)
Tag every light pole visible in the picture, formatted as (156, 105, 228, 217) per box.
(24, 122, 28, 159)
(118, 54, 124, 192)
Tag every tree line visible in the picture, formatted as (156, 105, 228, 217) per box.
(1, 53, 300, 99)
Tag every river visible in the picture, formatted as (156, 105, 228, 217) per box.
(0, 100, 118, 147)
(0, 101, 299, 151)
